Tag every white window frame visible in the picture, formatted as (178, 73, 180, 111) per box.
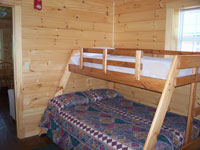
(165, 0, 200, 52)
(177, 8, 200, 52)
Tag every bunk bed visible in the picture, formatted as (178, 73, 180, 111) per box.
(39, 48, 200, 150)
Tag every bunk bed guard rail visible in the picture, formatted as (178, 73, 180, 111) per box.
(79, 48, 143, 80)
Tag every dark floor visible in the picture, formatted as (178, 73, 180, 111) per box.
(0, 87, 59, 150)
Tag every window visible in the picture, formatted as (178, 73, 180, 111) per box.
(177, 8, 200, 52)
(0, 29, 3, 60)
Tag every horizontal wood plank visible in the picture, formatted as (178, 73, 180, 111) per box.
(175, 74, 200, 87)
(178, 56, 200, 69)
(83, 48, 137, 56)
(69, 64, 165, 92)
(108, 60, 136, 68)
(83, 58, 137, 68)
(83, 48, 200, 56)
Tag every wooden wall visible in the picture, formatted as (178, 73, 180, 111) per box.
(113, 0, 200, 118)
(0, 18, 12, 63)
(0, 0, 113, 138)
(1, 0, 200, 139)
(64, 73, 108, 93)
(114, 0, 167, 49)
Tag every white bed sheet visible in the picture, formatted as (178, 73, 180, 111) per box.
(71, 53, 199, 80)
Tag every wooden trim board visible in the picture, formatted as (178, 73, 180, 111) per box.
(69, 64, 165, 92)
(143, 56, 179, 150)
(12, 5, 23, 139)
(84, 48, 200, 56)
(83, 58, 137, 68)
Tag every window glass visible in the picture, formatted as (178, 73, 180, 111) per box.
(178, 8, 200, 52)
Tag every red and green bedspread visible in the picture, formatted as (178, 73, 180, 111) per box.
(39, 89, 200, 150)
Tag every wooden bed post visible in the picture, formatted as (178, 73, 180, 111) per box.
(80, 48, 84, 69)
(103, 48, 107, 73)
(135, 50, 143, 80)
(143, 56, 179, 150)
(185, 67, 198, 144)
(55, 50, 77, 97)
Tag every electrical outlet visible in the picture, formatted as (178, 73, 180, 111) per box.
(24, 62, 30, 70)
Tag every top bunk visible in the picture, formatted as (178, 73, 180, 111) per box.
(69, 48, 200, 93)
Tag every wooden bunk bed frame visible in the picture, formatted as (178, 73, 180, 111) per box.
(41, 48, 200, 150)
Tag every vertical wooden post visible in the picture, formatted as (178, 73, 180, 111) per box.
(54, 50, 77, 97)
(143, 56, 179, 150)
(80, 48, 83, 69)
(103, 48, 107, 73)
(185, 67, 198, 144)
(135, 50, 143, 80)
(13, 5, 24, 139)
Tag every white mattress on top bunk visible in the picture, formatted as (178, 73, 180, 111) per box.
(71, 52, 199, 80)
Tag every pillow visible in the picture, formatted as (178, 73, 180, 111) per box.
(84, 89, 123, 102)
(55, 89, 123, 108)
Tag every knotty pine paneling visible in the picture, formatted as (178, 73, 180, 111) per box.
(2, 0, 113, 138)
(114, 0, 200, 119)
(114, 0, 167, 49)
(3, 0, 199, 138)
(64, 73, 108, 94)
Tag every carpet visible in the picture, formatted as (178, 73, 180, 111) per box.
(32, 144, 60, 150)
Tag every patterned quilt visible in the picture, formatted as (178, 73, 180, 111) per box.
(39, 89, 200, 150)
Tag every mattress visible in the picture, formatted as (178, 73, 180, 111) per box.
(71, 52, 200, 80)
(39, 89, 200, 150)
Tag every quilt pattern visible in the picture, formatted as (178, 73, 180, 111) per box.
(39, 89, 200, 150)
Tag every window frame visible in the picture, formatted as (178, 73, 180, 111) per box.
(177, 8, 200, 52)
(165, 0, 200, 52)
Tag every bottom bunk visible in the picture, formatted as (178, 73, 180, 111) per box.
(39, 89, 200, 150)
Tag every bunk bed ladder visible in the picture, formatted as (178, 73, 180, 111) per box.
(143, 55, 179, 150)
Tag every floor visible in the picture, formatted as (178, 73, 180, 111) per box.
(0, 87, 59, 150)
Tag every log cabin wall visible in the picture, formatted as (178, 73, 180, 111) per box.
(1, 0, 113, 138)
(0, 18, 12, 63)
(113, 0, 200, 118)
(64, 73, 108, 93)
